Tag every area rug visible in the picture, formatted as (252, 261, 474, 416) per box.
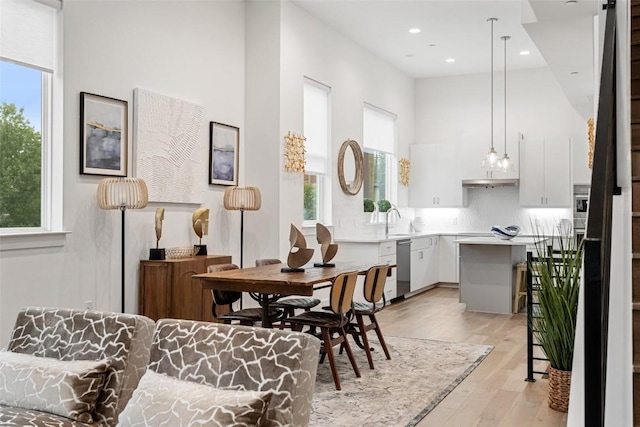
(309, 336, 493, 427)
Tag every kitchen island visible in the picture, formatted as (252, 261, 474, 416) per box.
(455, 236, 544, 314)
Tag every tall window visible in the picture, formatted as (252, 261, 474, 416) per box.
(363, 104, 396, 204)
(0, 0, 61, 231)
(303, 78, 331, 224)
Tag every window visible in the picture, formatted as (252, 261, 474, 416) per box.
(303, 78, 331, 224)
(363, 104, 396, 204)
(0, 0, 62, 233)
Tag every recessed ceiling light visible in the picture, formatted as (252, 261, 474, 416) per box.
(429, 44, 436, 47)
(570, 71, 579, 75)
(520, 50, 530, 56)
(409, 28, 421, 34)
(405, 54, 414, 58)
(565, 0, 577, 5)
(445, 58, 455, 63)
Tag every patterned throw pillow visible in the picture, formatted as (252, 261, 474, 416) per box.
(117, 370, 273, 427)
(0, 351, 111, 423)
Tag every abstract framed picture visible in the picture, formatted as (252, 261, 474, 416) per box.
(79, 92, 127, 176)
(209, 121, 239, 186)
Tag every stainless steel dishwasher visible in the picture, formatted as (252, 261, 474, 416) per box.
(395, 239, 411, 300)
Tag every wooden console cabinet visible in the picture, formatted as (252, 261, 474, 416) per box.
(139, 255, 231, 322)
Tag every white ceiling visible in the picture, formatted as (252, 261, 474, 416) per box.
(292, 0, 601, 118)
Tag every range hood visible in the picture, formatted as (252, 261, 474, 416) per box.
(461, 179, 519, 188)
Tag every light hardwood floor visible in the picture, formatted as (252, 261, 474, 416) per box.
(375, 286, 568, 427)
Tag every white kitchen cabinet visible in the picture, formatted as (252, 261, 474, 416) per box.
(519, 137, 571, 207)
(438, 235, 459, 284)
(410, 144, 466, 208)
(334, 241, 397, 302)
(410, 236, 439, 292)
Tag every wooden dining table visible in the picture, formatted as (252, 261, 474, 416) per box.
(193, 262, 394, 328)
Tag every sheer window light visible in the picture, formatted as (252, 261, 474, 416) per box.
(363, 104, 397, 204)
(303, 78, 331, 224)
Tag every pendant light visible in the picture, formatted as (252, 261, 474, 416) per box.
(498, 35, 512, 172)
(482, 17, 499, 169)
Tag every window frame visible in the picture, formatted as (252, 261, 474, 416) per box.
(0, 0, 66, 249)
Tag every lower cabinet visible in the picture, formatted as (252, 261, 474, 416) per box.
(334, 241, 397, 303)
(139, 255, 232, 322)
(410, 236, 439, 292)
(438, 235, 459, 284)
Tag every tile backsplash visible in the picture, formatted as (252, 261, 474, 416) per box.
(334, 186, 573, 238)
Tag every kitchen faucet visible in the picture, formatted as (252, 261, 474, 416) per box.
(385, 206, 401, 237)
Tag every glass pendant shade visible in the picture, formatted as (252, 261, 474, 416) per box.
(498, 154, 511, 171)
(498, 35, 515, 173)
(482, 17, 498, 169)
(484, 147, 499, 168)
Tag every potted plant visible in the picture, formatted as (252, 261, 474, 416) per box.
(530, 232, 584, 412)
(363, 198, 375, 213)
(377, 199, 391, 213)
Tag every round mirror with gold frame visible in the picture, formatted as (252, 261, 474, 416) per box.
(337, 139, 364, 195)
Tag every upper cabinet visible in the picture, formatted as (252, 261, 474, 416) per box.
(409, 144, 466, 208)
(519, 137, 571, 207)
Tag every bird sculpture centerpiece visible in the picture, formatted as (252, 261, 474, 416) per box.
(192, 208, 210, 255)
(149, 208, 166, 260)
(314, 223, 338, 267)
(282, 224, 314, 272)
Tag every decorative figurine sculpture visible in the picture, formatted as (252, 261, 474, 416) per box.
(149, 208, 166, 260)
(192, 208, 209, 255)
(314, 223, 338, 267)
(282, 224, 314, 272)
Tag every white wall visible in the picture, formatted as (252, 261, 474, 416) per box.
(568, 1, 633, 425)
(275, 1, 415, 259)
(0, 0, 246, 346)
(244, 0, 282, 267)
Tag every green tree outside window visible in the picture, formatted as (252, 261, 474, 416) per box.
(0, 102, 41, 227)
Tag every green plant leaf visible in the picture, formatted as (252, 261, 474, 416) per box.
(529, 225, 584, 372)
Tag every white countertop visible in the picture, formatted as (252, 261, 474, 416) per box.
(335, 233, 439, 243)
(455, 236, 547, 246)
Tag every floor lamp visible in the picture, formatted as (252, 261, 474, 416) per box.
(223, 186, 261, 268)
(97, 178, 148, 313)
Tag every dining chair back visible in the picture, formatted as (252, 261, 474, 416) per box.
(286, 271, 360, 390)
(256, 258, 321, 327)
(362, 264, 390, 305)
(329, 270, 359, 320)
(208, 263, 282, 326)
(347, 264, 392, 369)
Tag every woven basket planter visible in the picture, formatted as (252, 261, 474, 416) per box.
(548, 366, 572, 412)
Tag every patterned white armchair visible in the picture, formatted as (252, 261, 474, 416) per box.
(0, 307, 154, 427)
(117, 319, 321, 427)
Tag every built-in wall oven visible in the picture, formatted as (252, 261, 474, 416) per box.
(573, 185, 589, 245)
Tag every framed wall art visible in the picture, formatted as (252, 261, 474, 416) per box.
(134, 88, 205, 203)
(209, 121, 239, 186)
(79, 92, 128, 176)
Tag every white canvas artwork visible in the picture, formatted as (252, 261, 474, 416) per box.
(134, 88, 205, 203)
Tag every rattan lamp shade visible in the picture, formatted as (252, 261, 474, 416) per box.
(97, 178, 149, 210)
(223, 186, 261, 211)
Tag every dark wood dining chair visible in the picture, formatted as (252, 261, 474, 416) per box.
(208, 263, 282, 326)
(255, 258, 321, 320)
(287, 271, 361, 390)
(346, 264, 392, 369)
